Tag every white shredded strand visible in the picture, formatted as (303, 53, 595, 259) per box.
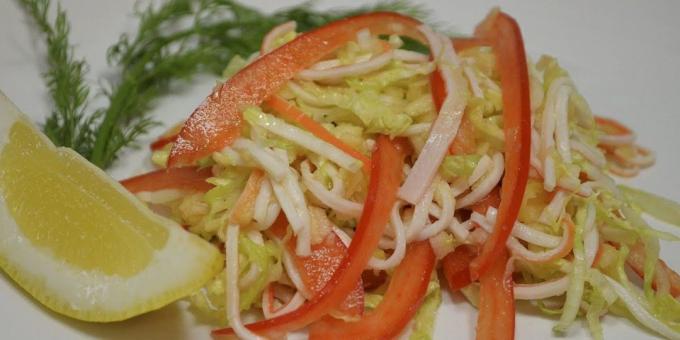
(325, 164, 345, 195)
(406, 186, 435, 240)
(417, 25, 443, 59)
(416, 181, 455, 240)
(540, 78, 570, 156)
(232, 139, 288, 180)
(281, 249, 311, 298)
(249, 111, 362, 173)
(485, 207, 561, 248)
(543, 154, 557, 192)
(539, 190, 569, 225)
(463, 66, 483, 98)
(261, 21, 297, 54)
(456, 153, 504, 208)
(287, 81, 327, 107)
(368, 217, 406, 270)
(283, 170, 311, 256)
(570, 139, 606, 168)
(393, 49, 429, 63)
(225, 224, 264, 340)
(398, 28, 466, 204)
(450, 177, 470, 197)
(238, 264, 262, 289)
(300, 161, 363, 218)
(598, 132, 636, 146)
(554, 85, 573, 163)
(356, 28, 372, 50)
(297, 51, 393, 81)
(449, 217, 470, 242)
(468, 154, 493, 186)
(604, 276, 680, 340)
(253, 178, 273, 228)
(333, 227, 353, 247)
(262, 290, 306, 319)
(270, 166, 311, 256)
(515, 276, 570, 300)
(401, 123, 432, 136)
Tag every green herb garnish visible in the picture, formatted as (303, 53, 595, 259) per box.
(19, 0, 430, 169)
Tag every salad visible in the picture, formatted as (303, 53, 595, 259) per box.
(117, 8, 680, 340)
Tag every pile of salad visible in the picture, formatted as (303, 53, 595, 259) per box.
(119, 9, 680, 340)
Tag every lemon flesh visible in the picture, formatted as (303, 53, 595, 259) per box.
(0, 91, 222, 322)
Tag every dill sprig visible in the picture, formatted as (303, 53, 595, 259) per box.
(19, 0, 97, 158)
(20, 0, 431, 169)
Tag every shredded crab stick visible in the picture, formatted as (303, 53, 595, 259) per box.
(168, 12, 426, 167)
(213, 135, 405, 338)
(265, 95, 371, 173)
(398, 26, 467, 204)
(468, 10, 532, 281)
(229, 170, 265, 225)
(119, 166, 213, 193)
(307, 241, 436, 339)
(268, 214, 364, 319)
(594, 115, 635, 146)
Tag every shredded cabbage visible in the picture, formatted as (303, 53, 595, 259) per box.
(620, 185, 680, 228)
(185, 167, 249, 239)
(409, 275, 442, 340)
(439, 154, 482, 180)
(189, 235, 281, 322)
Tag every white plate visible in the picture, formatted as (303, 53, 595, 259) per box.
(0, 0, 678, 339)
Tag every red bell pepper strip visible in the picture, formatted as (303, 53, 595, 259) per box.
(149, 122, 183, 151)
(119, 166, 213, 193)
(468, 10, 531, 280)
(627, 242, 680, 298)
(212, 135, 405, 338)
(476, 249, 514, 340)
(268, 214, 364, 319)
(442, 244, 480, 291)
(307, 241, 436, 339)
(265, 95, 371, 173)
(168, 12, 425, 167)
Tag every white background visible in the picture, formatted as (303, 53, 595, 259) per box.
(1, 0, 679, 339)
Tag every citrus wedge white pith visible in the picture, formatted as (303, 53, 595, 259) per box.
(0, 91, 223, 322)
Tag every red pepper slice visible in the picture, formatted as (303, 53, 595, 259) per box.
(627, 242, 680, 298)
(268, 214, 364, 319)
(307, 241, 436, 339)
(119, 166, 213, 193)
(149, 122, 183, 151)
(212, 135, 405, 338)
(442, 244, 480, 291)
(477, 249, 514, 340)
(468, 10, 531, 280)
(168, 13, 425, 167)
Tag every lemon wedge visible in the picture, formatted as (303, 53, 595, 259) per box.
(0, 91, 222, 322)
